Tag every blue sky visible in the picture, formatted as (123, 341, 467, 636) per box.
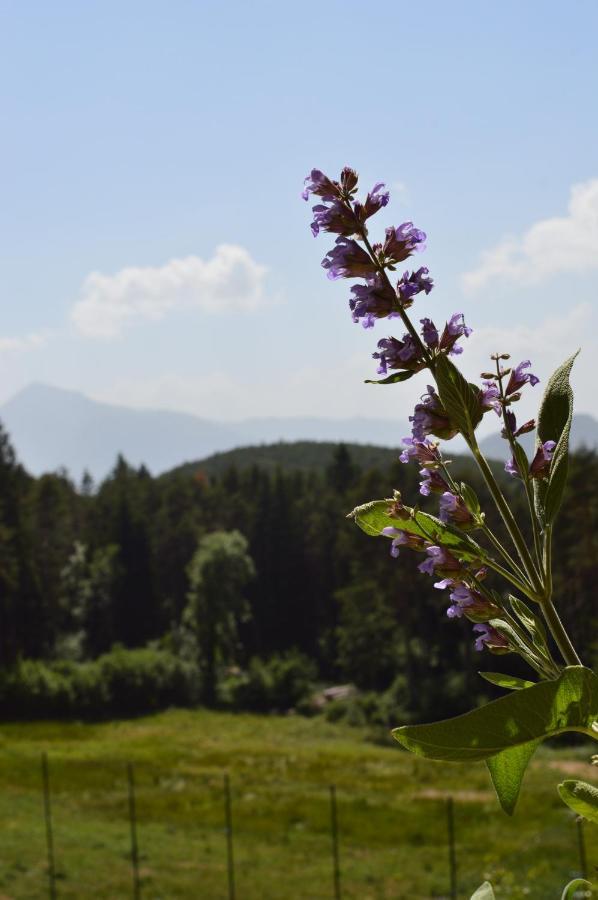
(1, 0, 597, 431)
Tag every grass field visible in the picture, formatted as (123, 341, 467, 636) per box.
(0, 710, 595, 899)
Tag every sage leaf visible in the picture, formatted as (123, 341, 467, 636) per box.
(534, 351, 578, 525)
(561, 878, 593, 899)
(479, 672, 535, 691)
(558, 779, 598, 825)
(470, 883, 496, 900)
(435, 355, 483, 439)
(349, 499, 486, 562)
(393, 666, 598, 761)
(364, 370, 415, 385)
(486, 739, 541, 815)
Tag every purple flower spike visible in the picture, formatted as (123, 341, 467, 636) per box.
(382, 222, 427, 265)
(310, 200, 359, 238)
(399, 437, 442, 466)
(382, 526, 427, 558)
(302, 169, 341, 202)
(372, 334, 426, 375)
(438, 492, 474, 528)
(397, 267, 434, 305)
(438, 313, 473, 357)
(418, 545, 463, 578)
(473, 623, 509, 652)
(410, 386, 458, 442)
(505, 360, 540, 396)
(530, 440, 556, 479)
(355, 182, 390, 222)
(480, 381, 501, 414)
(322, 237, 377, 280)
(419, 468, 449, 497)
(505, 455, 520, 478)
(349, 275, 397, 327)
(420, 318, 439, 349)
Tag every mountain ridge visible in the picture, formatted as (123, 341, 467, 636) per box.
(1, 383, 597, 481)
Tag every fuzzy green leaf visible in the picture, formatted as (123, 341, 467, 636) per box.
(534, 351, 578, 525)
(364, 370, 415, 385)
(470, 882, 496, 900)
(561, 878, 593, 899)
(486, 739, 541, 815)
(393, 665, 598, 769)
(479, 672, 535, 691)
(349, 499, 485, 562)
(558, 779, 598, 825)
(435, 355, 483, 439)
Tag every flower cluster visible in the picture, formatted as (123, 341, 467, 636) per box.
(372, 313, 471, 374)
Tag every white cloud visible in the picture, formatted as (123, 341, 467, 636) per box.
(0, 331, 51, 352)
(71, 244, 270, 338)
(462, 179, 598, 291)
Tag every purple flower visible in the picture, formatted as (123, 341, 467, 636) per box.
(382, 526, 427, 558)
(437, 313, 472, 356)
(501, 410, 536, 439)
(399, 437, 442, 466)
(372, 334, 425, 375)
(302, 169, 342, 202)
(505, 455, 520, 478)
(410, 386, 458, 442)
(419, 468, 449, 496)
(529, 440, 556, 479)
(349, 275, 398, 327)
(322, 237, 377, 280)
(480, 380, 501, 414)
(438, 492, 475, 528)
(382, 222, 427, 265)
(397, 267, 434, 305)
(355, 182, 390, 222)
(310, 200, 360, 238)
(505, 360, 540, 396)
(445, 584, 500, 621)
(418, 545, 463, 578)
(420, 318, 439, 348)
(473, 623, 509, 652)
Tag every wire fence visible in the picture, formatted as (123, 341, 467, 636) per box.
(13, 753, 594, 899)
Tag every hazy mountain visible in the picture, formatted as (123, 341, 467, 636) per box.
(0, 383, 407, 481)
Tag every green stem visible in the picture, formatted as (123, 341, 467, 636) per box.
(540, 596, 581, 667)
(481, 523, 528, 586)
(468, 436, 544, 595)
(495, 360, 543, 568)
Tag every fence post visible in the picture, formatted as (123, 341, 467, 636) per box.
(329, 784, 341, 900)
(41, 752, 57, 900)
(446, 796, 457, 900)
(127, 762, 141, 900)
(224, 773, 236, 900)
(576, 816, 588, 879)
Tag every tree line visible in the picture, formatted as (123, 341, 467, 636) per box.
(0, 422, 596, 721)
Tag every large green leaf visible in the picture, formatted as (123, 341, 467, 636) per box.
(558, 779, 598, 825)
(349, 499, 485, 562)
(435, 355, 483, 439)
(470, 883, 496, 900)
(534, 351, 578, 525)
(393, 668, 598, 814)
(561, 878, 593, 899)
(486, 739, 541, 815)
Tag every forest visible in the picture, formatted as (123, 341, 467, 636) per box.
(0, 422, 596, 724)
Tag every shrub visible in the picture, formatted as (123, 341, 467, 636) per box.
(220, 650, 317, 712)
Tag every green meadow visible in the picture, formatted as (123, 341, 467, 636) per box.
(0, 710, 594, 899)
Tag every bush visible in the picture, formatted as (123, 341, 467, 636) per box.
(219, 650, 317, 712)
(0, 647, 200, 720)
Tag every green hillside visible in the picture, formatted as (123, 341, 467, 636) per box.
(167, 440, 402, 478)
